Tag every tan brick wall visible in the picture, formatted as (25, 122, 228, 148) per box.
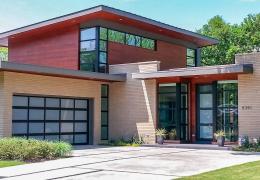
(236, 52, 260, 138)
(109, 61, 158, 144)
(0, 71, 105, 144)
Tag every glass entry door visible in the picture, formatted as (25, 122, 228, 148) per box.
(197, 84, 215, 141)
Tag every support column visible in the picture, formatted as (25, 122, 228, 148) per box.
(190, 82, 197, 143)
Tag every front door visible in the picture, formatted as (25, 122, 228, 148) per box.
(197, 84, 215, 142)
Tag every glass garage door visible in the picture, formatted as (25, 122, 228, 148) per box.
(12, 95, 89, 145)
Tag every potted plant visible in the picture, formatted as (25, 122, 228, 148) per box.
(155, 128, 167, 144)
(169, 129, 177, 140)
(214, 130, 226, 147)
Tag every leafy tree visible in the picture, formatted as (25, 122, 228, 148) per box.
(0, 47, 8, 61)
(198, 14, 260, 65)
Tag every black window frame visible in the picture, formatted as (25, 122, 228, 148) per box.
(101, 84, 109, 140)
(186, 48, 196, 67)
(12, 95, 90, 145)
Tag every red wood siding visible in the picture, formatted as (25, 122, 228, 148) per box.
(108, 40, 186, 70)
(9, 25, 79, 70)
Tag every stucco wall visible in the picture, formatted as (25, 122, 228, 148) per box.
(109, 61, 158, 144)
(236, 52, 260, 138)
(0, 71, 105, 144)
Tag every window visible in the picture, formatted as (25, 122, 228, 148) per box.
(108, 30, 125, 44)
(79, 26, 156, 73)
(101, 85, 109, 140)
(80, 27, 97, 72)
(186, 48, 196, 67)
(12, 95, 89, 145)
(141, 37, 155, 50)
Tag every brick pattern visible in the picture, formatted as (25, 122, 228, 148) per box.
(109, 62, 157, 144)
(0, 71, 105, 144)
(236, 52, 260, 138)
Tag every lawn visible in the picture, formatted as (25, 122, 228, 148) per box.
(0, 161, 25, 168)
(179, 161, 260, 180)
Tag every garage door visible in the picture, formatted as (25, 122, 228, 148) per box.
(12, 95, 90, 145)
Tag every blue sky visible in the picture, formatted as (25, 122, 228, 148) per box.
(0, 0, 259, 33)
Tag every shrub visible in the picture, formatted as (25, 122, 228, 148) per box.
(106, 135, 144, 147)
(233, 136, 260, 152)
(0, 138, 72, 161)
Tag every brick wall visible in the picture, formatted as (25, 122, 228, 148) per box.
(109, 61, 158, 144)
(0, 71, 105, 144)
(236, 52, 260, 138)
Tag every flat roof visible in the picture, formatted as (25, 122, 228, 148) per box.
(0, 61, 126, 82)
(132, 64, 253, 79)
(0, 5, 218, 47)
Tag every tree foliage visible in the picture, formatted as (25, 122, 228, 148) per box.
(0, 47, 8, 61)
(198, 14, 260, 65)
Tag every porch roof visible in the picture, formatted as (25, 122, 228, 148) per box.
(132, 64, 253, 80)
(0, 61, 126, 82)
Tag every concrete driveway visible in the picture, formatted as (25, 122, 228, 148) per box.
(0, 146, 260, 179)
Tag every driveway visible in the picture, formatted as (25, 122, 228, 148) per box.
(0, 146, 260, 179)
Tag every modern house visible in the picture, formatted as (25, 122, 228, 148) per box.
(0, 5, 258, 145)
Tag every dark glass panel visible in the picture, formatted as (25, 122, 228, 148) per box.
(12, 123, 27, 134)
(81, 28, 96, 40)
(99, 27, 107, 40)
(99, 52, 107, 63)
(101, 127, 108, 140)
(126, 34, 136, 46)
(75, 100, 88, 109)
(61, 99, 74, 108)
(75, 123, 87, 132)
(135, 36, 141, 47)
(80, 52, 96, 64)
(108, 30, 125, 43)
(29, 123, 44, 133)
(75, 111, 87, 120)
(159, 83, 176, 93)
(12, 109, 28, 120)
(60, 110, 74, 120)
(45, 110, 59, 120)
(141, 37, 155, 49)
(46, 98, 59, 107)
(29, 97, 44, 107)
(80, 40, 96, 52)
(99, 63, 107, 73)
(74, 134, 87, 143)
(101, 98, 108, 111)
(45, 123, 59, 133)
(101, 112, 108, 125)
(101, 85, 108, 97)
(13, 96, 28, 106)
(29, 109, 44, 120)
(99, 40, 107, 51)
(80, 63, 95, 72)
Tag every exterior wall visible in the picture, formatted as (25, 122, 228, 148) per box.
(0, 71, 104, 144)
(8, 25, 79, 70)
(108, 40, 187, 70)
(109, 61, 158, 143)
(236, 52, 260, 139)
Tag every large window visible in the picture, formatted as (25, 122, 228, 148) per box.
(12, 95, 89, 145)
(158, 83, 189, 141)
(101, 85, 109, 140)
(186, 48, 196, 67)
(80, 27, 156, 73)
(217, 81, 238, 142)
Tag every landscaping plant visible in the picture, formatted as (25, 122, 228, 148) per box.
(155, 128, 167, 144)
(0, 138, 72, 161)
(168, 129, 177, 140)
(214, 130, 226, 146)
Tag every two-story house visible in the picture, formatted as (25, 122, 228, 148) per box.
(0, 5, 258, 145)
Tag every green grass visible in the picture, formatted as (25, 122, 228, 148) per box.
(179, 161, 260, 180)
(0, 161, 25, 168)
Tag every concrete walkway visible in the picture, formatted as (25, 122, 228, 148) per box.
(0, 146, 260, 179)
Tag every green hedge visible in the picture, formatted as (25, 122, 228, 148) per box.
(0, 138, 72, 161)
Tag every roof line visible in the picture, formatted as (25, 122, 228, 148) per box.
(0, 5, 218, 46)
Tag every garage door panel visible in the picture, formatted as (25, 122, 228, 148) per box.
(12, 95, 90, 145)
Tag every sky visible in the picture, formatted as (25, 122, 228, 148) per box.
(0, 0, 259, 33)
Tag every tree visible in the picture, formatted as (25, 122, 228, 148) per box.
(198, 14, 260, 66)
(0, 47, 8, 61)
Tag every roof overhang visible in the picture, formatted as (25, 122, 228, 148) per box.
(0, 5, 218, 47)
(132, 64, 253, 80)
(0, 61, 126, 82)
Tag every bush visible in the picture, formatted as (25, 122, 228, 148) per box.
(105, 135, 144, 147)
(233, 136, 260, 152)
(0, 138, 72, 161)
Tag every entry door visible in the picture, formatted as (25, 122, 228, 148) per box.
(197, 84, 215, 141)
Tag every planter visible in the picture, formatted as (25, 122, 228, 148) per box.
(217, 136, 225, 147)
(157, 136, 164, 144)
